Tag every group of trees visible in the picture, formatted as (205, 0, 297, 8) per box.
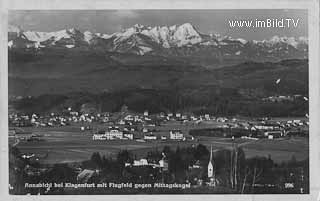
(11, 85, 308, 117)
(9, 144, 309, 194)
(83, 144, 290, 194)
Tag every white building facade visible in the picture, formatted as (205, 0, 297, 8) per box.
(170, 130, 184, 140)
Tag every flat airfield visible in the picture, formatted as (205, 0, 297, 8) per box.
(11, 121, 309, 164)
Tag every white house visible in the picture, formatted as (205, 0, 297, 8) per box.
(191, 116, 198, 121)
(142, 128, 148, 133)
(92, 134, 106, 140)
(144, 134, 157, 140)
(170, 130, 184, 140)
(144, 111, 149, 116)
(77, 169, 96, 183)
(159, 159, 165, 167)
(133, 159, 149, 166)
(181, 115, 188, 120)
(161, 136, 167, 140)
(134, 116, 142, 122)
(123, 132, 134, 140)
(105, 127, 123, 140)
(118, 119, 125, 125)
(264, 130, 282, 138)
(124, 115, 134, 121)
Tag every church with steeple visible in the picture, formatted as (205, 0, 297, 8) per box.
(207, 145, 216, 186)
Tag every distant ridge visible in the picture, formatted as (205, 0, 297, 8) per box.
(8, 23, 308, 60)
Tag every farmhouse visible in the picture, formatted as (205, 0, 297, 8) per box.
(189, 160, 201, 169)
(77, 169, 96, 183)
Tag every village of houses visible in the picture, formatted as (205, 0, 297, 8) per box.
(8, 106, 309, 193)
(9, 105, 309, 144)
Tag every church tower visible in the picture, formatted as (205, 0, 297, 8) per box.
(208, 145, 214, 178)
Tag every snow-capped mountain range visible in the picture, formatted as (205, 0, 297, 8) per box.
(8, 23, 308, 60)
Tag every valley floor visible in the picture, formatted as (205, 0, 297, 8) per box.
(10, 122, 308, 165)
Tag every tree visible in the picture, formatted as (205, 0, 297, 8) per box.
(146, 150, 162, 162)
(162, 146, 172, 157)
(117, 150, 133, 166)
(44, 164, 77, 183)
(251, 164, 263, 193)
(90, 152, 102, 168)
(241, 166, 250, 194)
(288, 155, 297, 167)
(194, 144, 209, 161)
(246, 157, 265, 193)
(228, 145, 247, 191)
(116, 150, 133, 177)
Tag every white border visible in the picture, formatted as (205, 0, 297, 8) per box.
(0, 0, 319, 201)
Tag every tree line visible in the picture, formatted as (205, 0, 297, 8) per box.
(9, 144, 309, 194)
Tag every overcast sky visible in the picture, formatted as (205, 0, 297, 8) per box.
(9, 9, 307, 40)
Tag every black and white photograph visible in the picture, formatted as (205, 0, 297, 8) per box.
(1, 0, 320, 199)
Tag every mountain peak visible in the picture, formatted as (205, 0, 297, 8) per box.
(83, 30, 94, 43)
(173, 23, 201, 47)
(133, 24, 145, 29)
(179, 22, 195, 29)
(269, 35, 281, 43)
(7, 23, 308, 60)
(67, 28, 79, 34)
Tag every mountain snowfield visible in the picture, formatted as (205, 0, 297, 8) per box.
(8, 23, 308, 59)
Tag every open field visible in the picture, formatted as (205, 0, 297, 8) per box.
(241, 137, 309, 162)
(15, 134, 196, 164)
(11, 121, 309, 164)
